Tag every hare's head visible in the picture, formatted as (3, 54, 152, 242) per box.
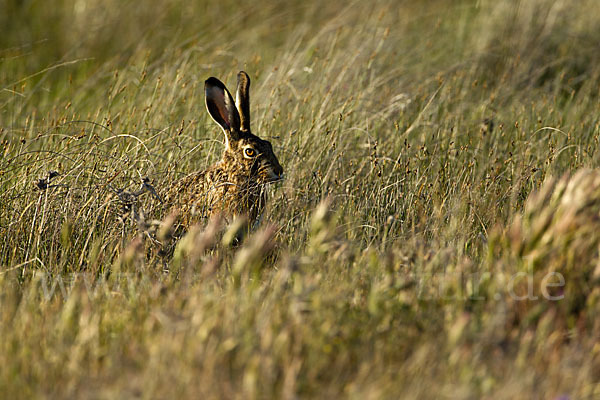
(205, 71, 283, 185)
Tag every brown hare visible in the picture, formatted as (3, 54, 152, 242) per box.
(164, 71, 283, 228)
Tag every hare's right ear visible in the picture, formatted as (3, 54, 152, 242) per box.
(235, 71, 251, 132)
(205, 77, 241, 144)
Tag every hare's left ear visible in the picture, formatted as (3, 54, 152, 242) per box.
(235, 71, 251, 132)
(205, 77, 241, 143)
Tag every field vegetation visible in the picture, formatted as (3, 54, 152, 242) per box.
(2, 0, 600, 398)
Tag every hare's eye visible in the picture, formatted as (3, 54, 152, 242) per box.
(244, 148, 256, 158)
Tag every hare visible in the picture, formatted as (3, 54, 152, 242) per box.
(164, 71, 283, 228)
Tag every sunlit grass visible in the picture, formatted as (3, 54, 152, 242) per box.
(2, 0, 600, 398)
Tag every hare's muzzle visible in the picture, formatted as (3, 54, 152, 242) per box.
(269, 163, 284, 182)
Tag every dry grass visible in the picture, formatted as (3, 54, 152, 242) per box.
(2, 0, 600, 398)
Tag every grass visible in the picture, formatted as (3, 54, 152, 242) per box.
(2, 0, 600, 398)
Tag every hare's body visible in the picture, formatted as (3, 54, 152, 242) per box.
(164, 71, 283, 227)
(166, 154, 268, 226)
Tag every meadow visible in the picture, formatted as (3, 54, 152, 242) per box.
(2, 0, 600, 398)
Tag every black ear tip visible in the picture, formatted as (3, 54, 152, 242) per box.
(205, 77, 226, 89)
(237, 71, 250, 82)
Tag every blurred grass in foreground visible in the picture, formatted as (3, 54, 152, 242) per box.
(2, 0, 600, 398)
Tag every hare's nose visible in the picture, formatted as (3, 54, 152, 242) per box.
(275, 165, 284, 178)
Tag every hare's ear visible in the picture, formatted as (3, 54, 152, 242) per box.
(205, 77, 241, 142)
(235, 71, 251, 132)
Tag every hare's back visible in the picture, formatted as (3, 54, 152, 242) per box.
(164, 170, 211, 218)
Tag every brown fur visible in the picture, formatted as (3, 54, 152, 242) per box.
(163, 71, 283, 228)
